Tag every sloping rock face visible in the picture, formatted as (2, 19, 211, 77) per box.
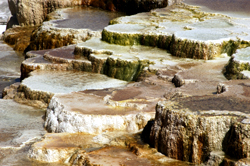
(7, 0, 83, 27)
(224, 122, 250, 159)
(3, 26, 38, 51)
(144, 99, 250, 164)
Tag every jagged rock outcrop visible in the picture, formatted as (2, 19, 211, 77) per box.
(7, 0, 83, 27)
(224, 122, 250, 159)
(142, 101, 250, 164)
(3, 26, 38, 51)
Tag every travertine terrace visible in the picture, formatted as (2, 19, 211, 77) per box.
(2, 0, 250, 165)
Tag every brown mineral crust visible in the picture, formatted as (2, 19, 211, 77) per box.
(223, 122, 250, 159)
(3, 26, 38, 51)
(239, 83, 250, 97)
(26, 49, 53, 58)
(55, 91, 154, 116)
(177, 95, 250, 114)
(29, 29, 75, 50)
(147, 102, 239, 164)
(82, 89, 114, 97)
(111, 88, 142, 101)
(86, 146, 152, 165)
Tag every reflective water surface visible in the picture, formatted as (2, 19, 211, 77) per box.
(0, 41, 24, 98)
(54, 6, 125, 31)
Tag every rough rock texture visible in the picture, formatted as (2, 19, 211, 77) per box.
(21, 47, 73, 80)
(144, 101, 250, 164)
(24, 38, 199, 82)
(74, 38, 171, 81)
(102, 3, 250, 60)
(2, 82, 20, 99)
(28, 132, 192, 165)
(7, 0, 83, 27)
(223, 122, 250, 159)
(28, 20, 101, 50)
(3, 26, 38, 51)
(224, 47, 250, 80)
(16, 83, 54, 107)
(45, 92, 155, 134)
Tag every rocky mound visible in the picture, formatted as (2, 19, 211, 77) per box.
(224, 47, 250, 79)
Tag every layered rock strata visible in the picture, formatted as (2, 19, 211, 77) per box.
(23, 38, 201, 81)
(21, 45, 92, 80)
(74, 37, 187, 81)
(144, 101, 250, 164)
(15, 69, 127, 108)
(44, 86, 161, 134)
(141, 78, 250, 164)
(102, 3, 250, 60)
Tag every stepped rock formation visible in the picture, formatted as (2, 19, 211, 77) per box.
(102, 4, 250, 60)
(3, 0, 250, 165)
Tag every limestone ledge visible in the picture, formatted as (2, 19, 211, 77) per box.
(17, 83, 54, 108)
(44, 94, 155, 134)
(21, 45, 93, 80)
(16, 68, 129, 108)
(144, 101, 250, 164)
(24, 38, 202, 82)
(102, 3, 250, 60)
(74, 37, 200, 81)
(224, 47, 250, 79)
(29, 20, 101, 50)
(20, 54, 69, 80)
